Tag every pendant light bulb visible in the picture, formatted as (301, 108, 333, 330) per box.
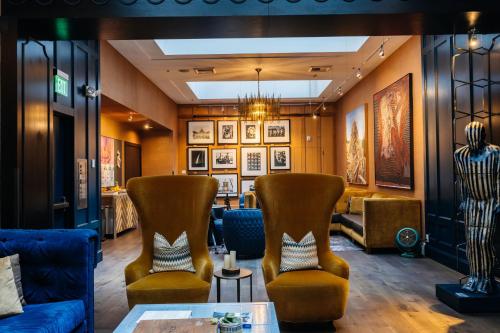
(469, 29, 480, 48)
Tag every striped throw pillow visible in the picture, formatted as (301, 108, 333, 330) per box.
(150, 231, 196, 273)
(279, 231, 319, 273)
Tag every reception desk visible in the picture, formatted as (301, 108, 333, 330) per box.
(101, 190, 138, 238)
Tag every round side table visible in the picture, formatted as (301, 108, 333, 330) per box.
(214, 268, 253, 303)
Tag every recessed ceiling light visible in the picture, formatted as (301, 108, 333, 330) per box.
(187, 80, 331, 100)
(155, 37, 368, 56)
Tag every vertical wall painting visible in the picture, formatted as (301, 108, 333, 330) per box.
(101, 136, 115, 187)
(101, 136, 123, 187)
(373, 74, 413, 189)
(346, 105, 367, 185)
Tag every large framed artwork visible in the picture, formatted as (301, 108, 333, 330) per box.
(187, 121, 215, 145)
(346, 105, 368, 185)
(212, 173, 238, 197)
(212, 148, 237, 169)
(100, 136, 123, 187)
(217, 120, 238, 144)
(187, 147, 209, 171)
(240, 120, 261, 144)
(241, 146, 268, 176)
(241, 179, 255, 194)
(269, 146, 291, 171)
(264, 119, 290, 144)
(373, 73, 413, 189)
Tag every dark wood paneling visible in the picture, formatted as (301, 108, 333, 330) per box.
(423, 35, 500, 275)
(1, 35, 101, 259)
(20, 40, 53, 229)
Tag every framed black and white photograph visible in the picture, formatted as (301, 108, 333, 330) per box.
(187, 147, 209, 171)
(211, 173, 238, 197)
(217, 120, 238, 144)
(241, 146, 267, 176)
(212, 148, 237, 169)
(263, 119, 290, 143)
(241, 179, 255, 194)
(270, 146, 291, 170)
(187, 121, 215, 145)
(240, 120, 261, 144)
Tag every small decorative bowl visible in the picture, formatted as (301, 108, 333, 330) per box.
(218, 317, 242, 333)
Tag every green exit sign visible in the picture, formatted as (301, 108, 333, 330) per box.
(54, 69, 69, 97)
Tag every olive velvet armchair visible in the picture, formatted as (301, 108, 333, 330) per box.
(125, 175, 218, 308)
(255, 173, 350, 323)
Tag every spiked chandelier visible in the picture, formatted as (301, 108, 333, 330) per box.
(238, 68, 281, 123)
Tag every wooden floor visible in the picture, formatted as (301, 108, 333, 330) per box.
(94, 229, 500, 333)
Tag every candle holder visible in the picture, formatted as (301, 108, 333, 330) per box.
(222, 267, 241, 276)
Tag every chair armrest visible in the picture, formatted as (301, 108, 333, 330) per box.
(193, 255, 214, 283)
(125, 254, 150, 286)
(363, 198, 421, 248)
(320, 251, 349, 280)
(261, 254, 279, 285)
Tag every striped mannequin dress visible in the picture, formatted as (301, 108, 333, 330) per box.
(454, 121, 499, 294)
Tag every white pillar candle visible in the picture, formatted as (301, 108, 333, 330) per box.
(224, 255, 231, 269)
(230, 251, 237, 269)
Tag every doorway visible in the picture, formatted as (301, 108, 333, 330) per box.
(124, 142, 142, 184)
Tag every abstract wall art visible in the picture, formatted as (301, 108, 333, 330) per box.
(346, 105, 367, 185)
(373, 74, 413, 189)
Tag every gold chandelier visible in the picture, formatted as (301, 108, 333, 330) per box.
(238, 68, 281, 123)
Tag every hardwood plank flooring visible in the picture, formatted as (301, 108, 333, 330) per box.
(94, 229, 500, 333)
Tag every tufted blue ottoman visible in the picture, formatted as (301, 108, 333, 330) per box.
(222, 209, 265, 259)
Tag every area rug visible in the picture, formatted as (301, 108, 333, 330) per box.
(330, 235, 363, 251)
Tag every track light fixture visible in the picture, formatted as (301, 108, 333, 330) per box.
(337, 87, 344, 96)
(378, 45, 385, 58)
(356, 68, 363, 80)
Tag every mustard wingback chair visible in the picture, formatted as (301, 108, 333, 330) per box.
(125, 175, 218, 309)
(255, 173, 349, 323)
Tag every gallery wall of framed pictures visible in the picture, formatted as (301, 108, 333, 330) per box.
(185, 119, 292, 194)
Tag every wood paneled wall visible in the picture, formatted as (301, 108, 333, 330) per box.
(142, 131, 177, 177)
(1, 39, 101, 258)
(423, 35, 500, 275)
(177, 104, 335, 183)
(334, 36, 424, 202)
(99, 40, 178, 132)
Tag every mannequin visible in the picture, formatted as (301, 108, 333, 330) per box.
(454, 121, 499, 294)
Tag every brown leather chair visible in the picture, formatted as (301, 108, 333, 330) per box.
(255, 173, 349, 323)
(125, 175, 218, 308)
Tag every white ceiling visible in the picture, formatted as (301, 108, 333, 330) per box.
(108, 36, 411, 104)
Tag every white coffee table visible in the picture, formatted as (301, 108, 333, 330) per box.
(113, 302, 280, 333)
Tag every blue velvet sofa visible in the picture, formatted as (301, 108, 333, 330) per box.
(0, 229, 98, 333)
(222, 209, 265, 258)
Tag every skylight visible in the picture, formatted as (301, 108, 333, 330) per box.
(155, 37, 368, 55)
(187, 80, 332, 100)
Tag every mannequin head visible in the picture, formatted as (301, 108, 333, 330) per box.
(465, 121, 486, 152)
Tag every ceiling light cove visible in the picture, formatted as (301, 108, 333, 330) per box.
(155, 37, 368, 56)
(187, 80, 332, 100)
